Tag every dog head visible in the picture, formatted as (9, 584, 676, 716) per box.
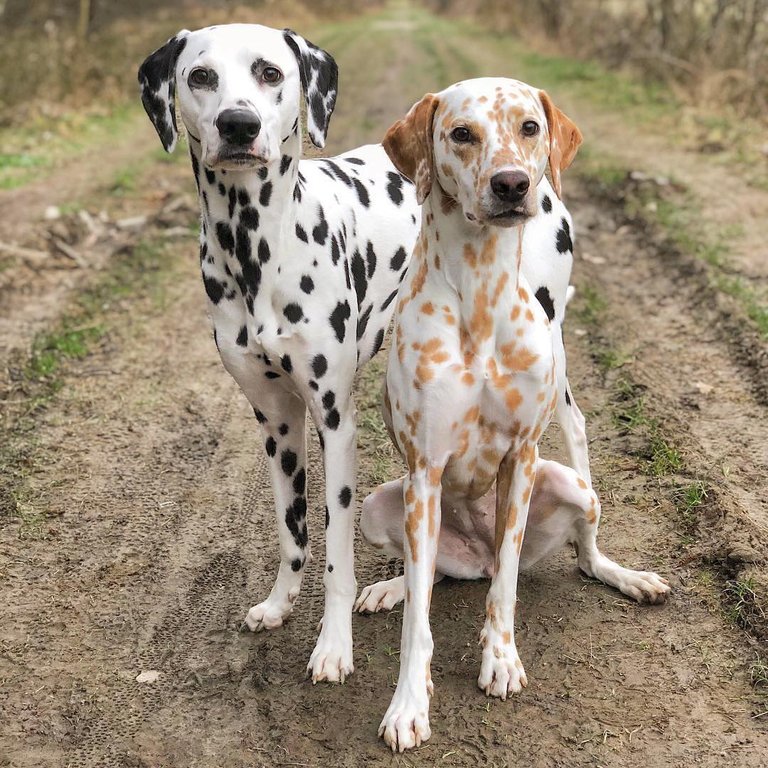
(138, 24, 338, 170)
(383, 78, 581, 226)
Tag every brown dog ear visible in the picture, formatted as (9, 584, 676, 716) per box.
(383, 94, 440, 205)
(539, 91, 582, 199)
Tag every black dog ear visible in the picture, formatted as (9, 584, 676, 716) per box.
(138, 31, 190, 152)
(283, 29, 338, 149)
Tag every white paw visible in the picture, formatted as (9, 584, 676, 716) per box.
(478, 643, 527, 700)
(242, 594, 295, 632)
(378, 691, 432, 752)
(307, 618, 354, 683)
(355, 577, 404, 613)
(615, 569, 671, 605)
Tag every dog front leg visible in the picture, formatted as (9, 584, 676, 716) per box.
(379, 468, 442, 752)
(478, 445, 536, 699)
(306, 399, 357, 683)
(242, 391, 309, 632)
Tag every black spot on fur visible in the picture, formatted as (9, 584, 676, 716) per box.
(344, 157, 364, 165)
(293, 468, 306, 495)
(312, 208, 328, 245)
(291, 558, 302, 572)
(365, 241, 377, 278)
(356, 304, 372, 341)
(351, 250, 367, 307)
(565, 388, 572, 406)
(542, 194, 552, 213)
(390, 246, 406, 271)
(228, 186, 237, 218)
(324, 505, 329, 528)
(321, 160, 352, 186)
(265, 371, 281, 379)
(265, 437, 277, 457)
(386, 171, 404, 205)
(535, 286, 556, 321)
(295, 223, 308, 243)
(279, 423, 289, 435)
(556, 217, 573, 253)
(372, 328, 385, 356)
(258, 238, 271, 263)
(322, 390, 335, 410)
(280, 154, 292, 175)
(327, 564, 333, 572)
(284, 303, 304, 323)
(381, 289, 398, 311)
(338, 486, 351, 508)
(329, 300, 350, 343)
(260, 181, 273, 206)
(330, 234, 341, 264)
(325, 408, 340, 430)
(300, 275, 314, 294)
(216, 222, 234, 252)
(240, 205, 259, 230)
(352, 178, 370, 207)
(312, 354, 328, 378)
(281, 449, 298, 476)
(254, 408, 267, 423)
(203, 275, 224, 304)
(281, 354, 293, 373)
(236, 325, 248, 346)
(204, 168, 215, 185)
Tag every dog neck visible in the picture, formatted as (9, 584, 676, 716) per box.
(189, 125, 302, 252)
(189, 127, 304, 336)
(421, 191, 526, 347)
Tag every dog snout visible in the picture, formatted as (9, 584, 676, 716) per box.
(490, 171, 530, 204)
(216, 109, 262, 145)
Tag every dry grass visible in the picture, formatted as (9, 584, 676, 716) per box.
(0, 0, 373, 125)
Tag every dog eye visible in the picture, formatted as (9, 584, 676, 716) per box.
(189, 68, 213, 88)
(451, 127, 472, 143)
(521, 120, 539, 137)
(261, 66, 283, 85)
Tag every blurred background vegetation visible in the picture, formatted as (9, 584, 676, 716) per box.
(1, 0, 766, 126)
(432, 0, 768, 118)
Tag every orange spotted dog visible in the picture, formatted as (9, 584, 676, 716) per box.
(355, 79, 670, 751)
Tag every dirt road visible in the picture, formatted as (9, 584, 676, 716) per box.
(1, 3, 766, 767)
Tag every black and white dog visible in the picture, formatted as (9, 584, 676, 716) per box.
(138, 24, 591, 684)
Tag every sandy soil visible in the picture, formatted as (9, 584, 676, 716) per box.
(1, 4, 766, 767)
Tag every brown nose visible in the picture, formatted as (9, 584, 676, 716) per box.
(490, 171, 530, 204)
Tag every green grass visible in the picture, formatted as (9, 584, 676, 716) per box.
(1, 234, 181, 533)
(579, 157, 768, 340)
(0, 104, 143, 190)
(750, 654, 768, 688)
(723, 578, 765, 631)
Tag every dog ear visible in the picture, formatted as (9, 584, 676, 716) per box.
(283, 30, 338, 149)
(539, 91, 582, 199)
(383, 94, 440, 205)
(138, 31, 190, 152)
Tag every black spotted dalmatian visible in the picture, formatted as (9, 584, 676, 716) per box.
(138, 24, 591, 683)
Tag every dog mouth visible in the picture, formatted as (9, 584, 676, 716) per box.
(487, 207, 532, 225)
(210, 149, 266, 169)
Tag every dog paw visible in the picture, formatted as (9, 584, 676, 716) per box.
(242, 593, 295, 632)
(378, 693, 431, 752)
(616, 569, 671, 605)
(355, 577, 405, 613)
(478, 643, 527, 700)
(307, 618, 354, 683)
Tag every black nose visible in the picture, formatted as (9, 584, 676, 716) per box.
(490, 171, 530, 204)
(216, 109, 261, 145)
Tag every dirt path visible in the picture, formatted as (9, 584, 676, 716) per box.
(2, 4, 767, 767)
